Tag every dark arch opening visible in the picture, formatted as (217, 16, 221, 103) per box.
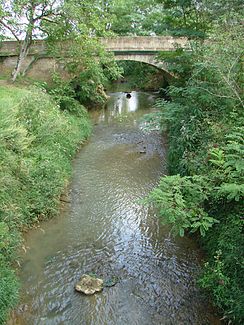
(111, 60, 170, 99)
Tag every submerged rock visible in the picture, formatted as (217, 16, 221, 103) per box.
(103, 276, 119, 287)
(75, 274, 103, 295)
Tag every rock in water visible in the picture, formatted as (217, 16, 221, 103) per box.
(75, 274, 103, 295)
(103, 276, 119, 287)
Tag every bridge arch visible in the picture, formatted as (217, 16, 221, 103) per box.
(113, 53, 170, 74)
(100, 36, 187, 76)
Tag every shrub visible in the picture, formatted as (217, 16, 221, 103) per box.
(147, 25, 244, 323)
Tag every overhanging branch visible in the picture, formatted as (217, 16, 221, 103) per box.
(0, 19, 20, 42)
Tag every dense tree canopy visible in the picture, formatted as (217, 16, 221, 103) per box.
(109, 0, 243, 38)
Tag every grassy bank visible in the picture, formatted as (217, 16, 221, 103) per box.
(0, 84, 91, 324)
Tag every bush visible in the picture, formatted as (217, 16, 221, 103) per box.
(147, 26, 244, 323)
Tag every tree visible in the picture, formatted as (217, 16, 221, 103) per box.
(44, 0, 121, 105)
(0, 0, 63, 81)
(109, 0, 163, 36)
(0, 0, 118, 82)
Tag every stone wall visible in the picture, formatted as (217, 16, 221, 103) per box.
(0, 56, 68, 82)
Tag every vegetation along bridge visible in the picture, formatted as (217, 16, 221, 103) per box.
(0, 36, 187, 81)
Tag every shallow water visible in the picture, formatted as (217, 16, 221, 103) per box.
(10, 91, 220, 325)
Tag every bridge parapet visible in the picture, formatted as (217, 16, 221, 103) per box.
(0, 36, 187, 57)
(101, 36, 187, 52)
(0, 40, 47, 56)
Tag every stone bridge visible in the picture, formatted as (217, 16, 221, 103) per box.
(0, 36, 187, 81)
(102, 36, 186, 69)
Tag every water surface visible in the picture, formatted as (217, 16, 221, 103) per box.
(10, 91, 220, 325)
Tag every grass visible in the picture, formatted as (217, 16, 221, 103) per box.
(0, 84, 91, 324)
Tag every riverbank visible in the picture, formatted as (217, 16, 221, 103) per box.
(0, 84, 91, 324)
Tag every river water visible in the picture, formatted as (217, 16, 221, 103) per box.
(10, 91, 220, 325)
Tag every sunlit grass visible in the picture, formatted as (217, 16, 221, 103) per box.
(0, 84, 91, 324)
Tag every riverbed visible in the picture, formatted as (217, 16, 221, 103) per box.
(10, 91, 220, 325)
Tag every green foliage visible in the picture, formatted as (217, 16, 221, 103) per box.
(0, 0, 119, 81)
(146, 175, 218, 236)
(109, 0, 208, 38)
(110, 0, 181, 36)
(0, 261, 19, 325)
(199, 251, 231, 308)
(147, 24, 244, 323)
(140, 111, 162, 131)
(109, 0, 244, 38)
(45, 0, 122, 105)
(0, 85, 91, 324)
(73, 54, 121, 104)
(209, 129, 244, 204)
(157, 0, 210, 39)
(48, 42, 121, 105)
(117, 61, 167, 90)
(200, 214, 244, 323)
(47, 74, 88, 116)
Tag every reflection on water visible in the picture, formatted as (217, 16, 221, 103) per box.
(113, 92, 138, 113)
(10, 92, 220, 325)
(94, 91, 156, 124)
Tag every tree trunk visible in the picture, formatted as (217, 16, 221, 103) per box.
(12, 4, 34, 82)
(12, 36, 32, 82)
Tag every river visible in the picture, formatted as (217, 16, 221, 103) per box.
(10, 91, 220, 325)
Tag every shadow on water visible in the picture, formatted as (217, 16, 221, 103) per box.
(10, 91, 221, 325)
